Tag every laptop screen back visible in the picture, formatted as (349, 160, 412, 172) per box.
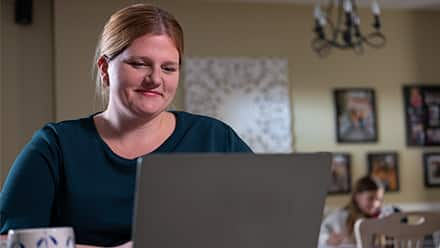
(133, 153, 331, 248)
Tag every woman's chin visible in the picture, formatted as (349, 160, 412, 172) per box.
(136, 107, 168, 117)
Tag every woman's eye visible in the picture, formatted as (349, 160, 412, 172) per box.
(130, 62, 146, 67)
(162, 66, 177, 73)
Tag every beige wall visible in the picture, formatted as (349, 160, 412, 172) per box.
(1, 0, 54, 182)
(1, 0, 439, 208)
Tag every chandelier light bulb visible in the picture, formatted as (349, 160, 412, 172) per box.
(314, 4, 322, 19)
(314, 5, 327, 26)
(371, 0, 381, 15)
(343, 0, 353, 12)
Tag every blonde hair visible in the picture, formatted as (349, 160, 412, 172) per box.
(93, 3, 184, 108)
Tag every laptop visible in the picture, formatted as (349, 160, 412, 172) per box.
(132, 153, 331, 248)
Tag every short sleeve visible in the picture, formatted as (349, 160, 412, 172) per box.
(0, 125, 61, 233)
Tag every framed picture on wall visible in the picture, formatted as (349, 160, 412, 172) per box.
(367, 152, 399, 192)
(403, 85, 440, 146)
(328, 153, 351, 194)
(334, 88, 378, 143)
(423, 152, 440, 187)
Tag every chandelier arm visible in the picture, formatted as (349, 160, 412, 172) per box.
(362, 32, 387, 48)
(353, 40, 364, 54)
(328, 41, 358, 49)
(311, 38, 332, 57)
(324, 14, 340, 45)
(312, 37, 368, 50)
(325, 12, 336, 32)
(314, 35, 364, 49)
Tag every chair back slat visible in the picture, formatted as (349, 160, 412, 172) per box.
(354, 211, 440, 248)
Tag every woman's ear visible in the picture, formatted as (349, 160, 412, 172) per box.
(97, 55, 109, 87)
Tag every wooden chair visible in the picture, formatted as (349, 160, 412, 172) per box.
(354, 211, 440, 248)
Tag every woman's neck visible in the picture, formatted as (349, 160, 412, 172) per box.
(100, 108, 164, 136)
(94, 109, 175, 159)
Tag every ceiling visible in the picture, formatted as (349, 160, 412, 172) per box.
(200, 0, 440, 10)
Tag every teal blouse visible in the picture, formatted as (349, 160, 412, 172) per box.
(0, 111, 251, 246)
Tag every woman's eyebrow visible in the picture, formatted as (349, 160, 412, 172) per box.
(128, 56, 178, 65)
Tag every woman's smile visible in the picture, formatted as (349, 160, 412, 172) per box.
(135, 89, 163, 97)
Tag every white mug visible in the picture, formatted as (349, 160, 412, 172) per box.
(7, 227, 75, 248)
(0, 239, 7, 248)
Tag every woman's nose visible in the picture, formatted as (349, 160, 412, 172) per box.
(145, 68, 162, 86)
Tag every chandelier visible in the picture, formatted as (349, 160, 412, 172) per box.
(312, 0, 386, 57)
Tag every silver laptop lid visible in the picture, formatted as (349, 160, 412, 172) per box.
(133, 153, 331, 248)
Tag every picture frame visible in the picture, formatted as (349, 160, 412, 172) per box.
(367, 152, 399, 192)
(403, 85, 440, 146)
(423, 152, 440, 187)
(334, 88, 378, 143)
(183, 57, 292, 153)
(328, 153, 351, 194)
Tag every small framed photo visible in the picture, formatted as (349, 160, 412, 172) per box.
(334, 88, 378, 143)
(423, 153, 440, 187)
(328, 153, 351, 194)
(367, 152, 399, 192)
(403, 85, 440, 146)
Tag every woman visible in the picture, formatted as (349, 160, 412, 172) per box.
(0, 4, 251, 248)
(318, 176, 399, 247)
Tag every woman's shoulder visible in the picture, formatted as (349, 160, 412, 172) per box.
(168, 111, 252, 152)
(172, 111, 230, 129)
(33, 114, 96, 141)
(172, 111, 222, 122)
(171, 111, 246, 141)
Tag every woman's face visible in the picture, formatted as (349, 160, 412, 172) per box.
(100, 33, 180, 118)
(355, 189, 384, 216)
